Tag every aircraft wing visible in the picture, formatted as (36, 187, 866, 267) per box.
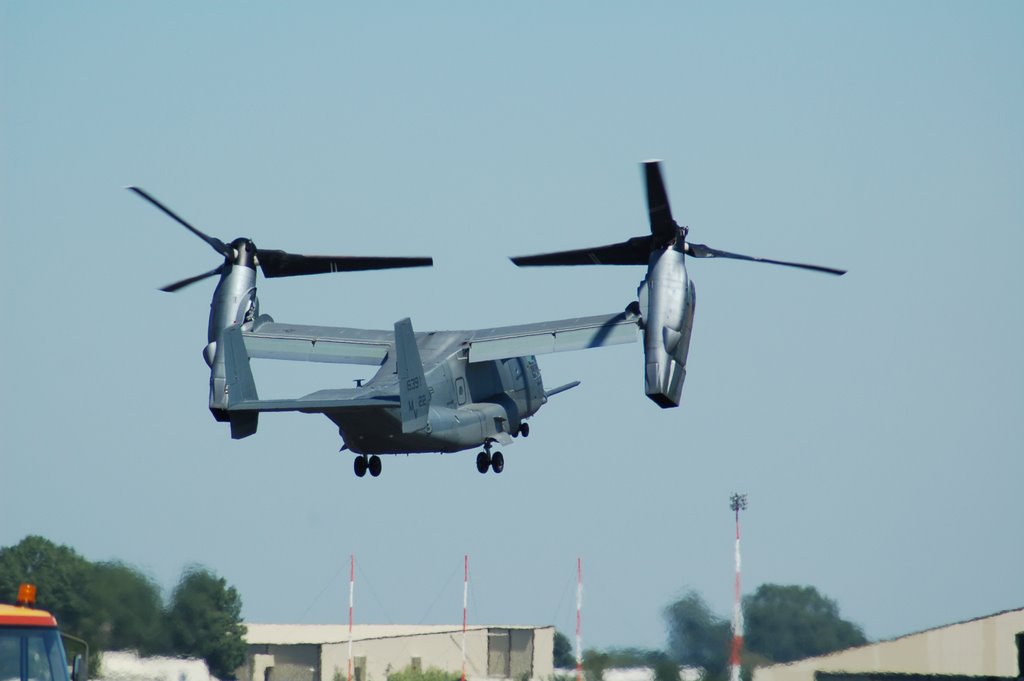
(241, 316, 392, 365)
(466, 310, 640, 362)
(238, 309, 639, 367)
(219, 311, 637, 435)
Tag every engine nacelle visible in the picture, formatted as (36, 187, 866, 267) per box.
(638, 248, 696, 408)
(205, 255, 261, 437)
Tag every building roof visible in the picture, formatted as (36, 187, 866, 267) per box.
(752, 606, 1024, 681)
(765, 606, 1024, 670)
(244, 624, 552, 646)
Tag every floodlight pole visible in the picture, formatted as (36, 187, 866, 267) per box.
(729, 494, 748, 681)
(576, 557, 583, 681)
(462, 555, 468, 681)
(348, 555, 354, 681)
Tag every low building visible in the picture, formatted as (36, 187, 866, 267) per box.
(753, 607, 1024, 681)
(97, 651, 213, 681)
(240, 624, 554, 681)
(579, 666, 702, 681)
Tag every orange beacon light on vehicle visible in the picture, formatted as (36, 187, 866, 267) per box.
(16, 583, 37, 607)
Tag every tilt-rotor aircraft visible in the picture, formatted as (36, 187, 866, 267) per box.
(130, 162, 842, 478)
(128, 187, 639, 478)
(511, 160, 846, 408)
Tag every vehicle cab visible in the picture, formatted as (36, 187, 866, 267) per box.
(0, 584, 85, 681)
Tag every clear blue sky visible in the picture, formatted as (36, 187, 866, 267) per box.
(2, 2, 1021, 651)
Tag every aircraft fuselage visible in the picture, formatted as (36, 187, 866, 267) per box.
(327, 349, 546, 455)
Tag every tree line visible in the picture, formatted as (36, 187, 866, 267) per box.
(556, 584, 866, 681)
(0, 536, 246, 679)
(3, 536, 864, 681)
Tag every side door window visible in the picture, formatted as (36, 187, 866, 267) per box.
(26, 636, 54, 681)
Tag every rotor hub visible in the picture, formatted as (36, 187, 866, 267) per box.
(229, 237, 258, 268)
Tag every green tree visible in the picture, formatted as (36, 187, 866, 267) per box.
(0, 538, 169, 658)
(81, 562, 168, 656)
(0, 536, 92, 637)
(648, 651, 683, 681)
(554, 630, 576, 669)
(1, 536, 252, 676)
(664, 591, 730, 678)
(166, 566, 247, 679)
(743, 584, 866, 663)
(581, 648, 611, 681)
(581, 648, 678, 681)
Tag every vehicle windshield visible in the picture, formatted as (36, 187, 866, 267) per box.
(0, 628, 70, 681)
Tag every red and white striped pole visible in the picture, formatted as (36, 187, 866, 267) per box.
(462, 555, 468, 681)
(348, 555, 355, 681)
(575, 558, 583, 681)
(729, 494, 748, 681)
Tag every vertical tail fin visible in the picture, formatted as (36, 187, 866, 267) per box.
(210, 324, 259, 438)
(395, 318, 430, 433)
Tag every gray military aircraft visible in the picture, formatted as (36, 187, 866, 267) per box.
(130, 162, 842, 477)
(511, 160, 846, 408)
(128, 187, 639, 478)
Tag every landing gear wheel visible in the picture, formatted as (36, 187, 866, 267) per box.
(476, 451, 491, 474)
(368, 455, 382, 477)
(520, 423, 530, 438)
(491, 451, 504, 474)
(354, 456, 368, 478)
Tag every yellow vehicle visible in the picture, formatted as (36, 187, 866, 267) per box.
(0, 584, 86, 681)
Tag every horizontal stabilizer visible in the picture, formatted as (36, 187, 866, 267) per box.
(228, 394, 398, 413)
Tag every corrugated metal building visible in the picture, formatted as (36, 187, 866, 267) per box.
(752, 607, 1024, 681)
(240, 624, 554, 681)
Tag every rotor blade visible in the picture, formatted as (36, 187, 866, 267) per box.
(510, 236, 653, 266)
(686, 242, 847, 276)
(257, 251, 433, 278)
(127, 186, 229, 255)
(643, 161, 678, 244)
(160, 265, 226, 292)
